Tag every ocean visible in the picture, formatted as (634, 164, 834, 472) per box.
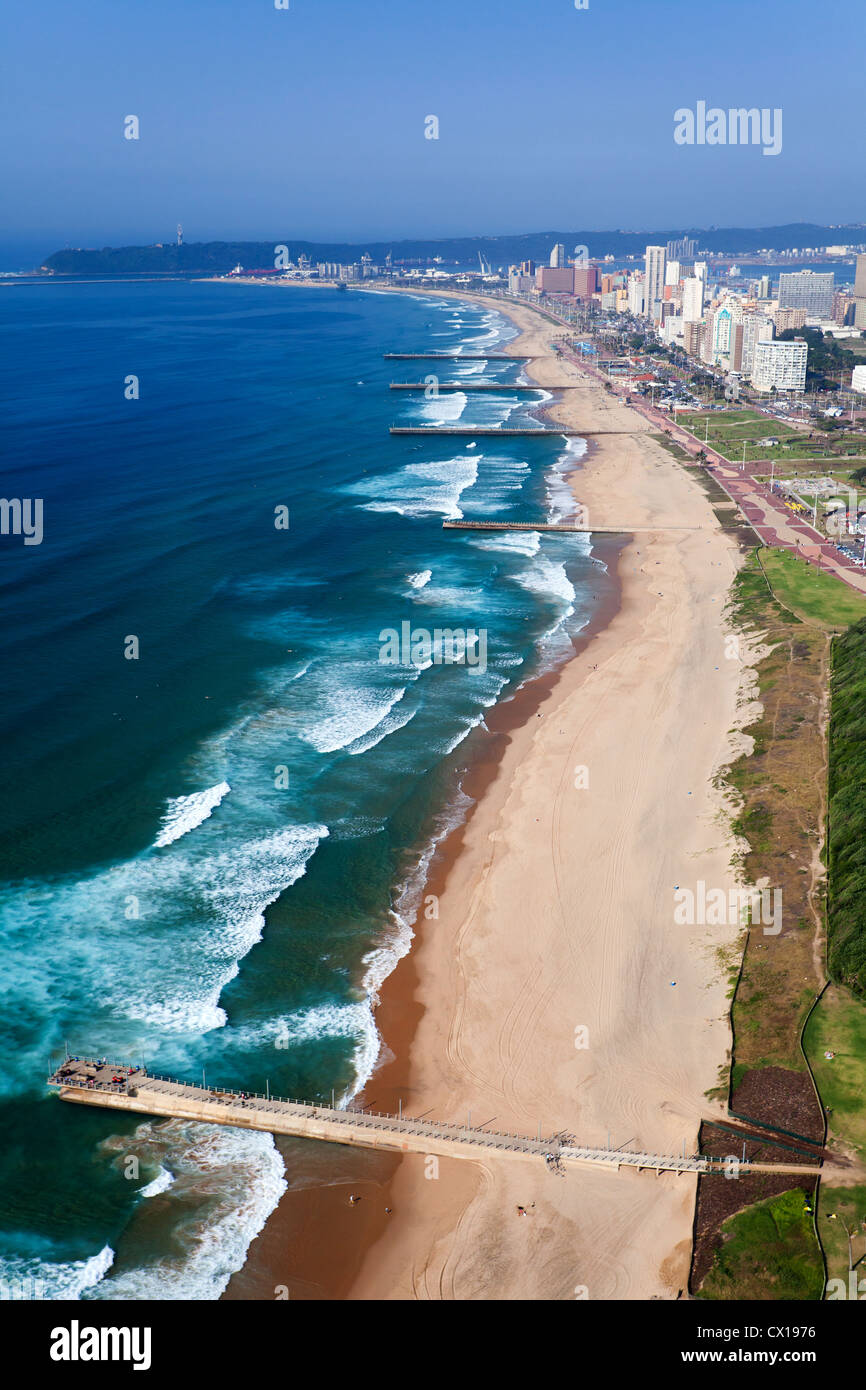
(0, 281, 603, 1299)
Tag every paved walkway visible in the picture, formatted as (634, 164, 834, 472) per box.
(48, 1062, 821, 1178)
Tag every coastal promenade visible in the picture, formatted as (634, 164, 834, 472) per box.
(544, 329, 866, 596)
(48, 1060, 820, 1178)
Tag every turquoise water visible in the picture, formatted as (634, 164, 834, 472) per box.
(0, 282, 603, 1298)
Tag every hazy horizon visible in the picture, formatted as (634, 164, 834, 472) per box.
(2, 0, 864, 266)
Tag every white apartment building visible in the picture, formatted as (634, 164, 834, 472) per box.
(851, 364, 866, 393)
(644, 245, 666, 322)
(682, 277, 704, 323)
(665, 259, 681, 287)
(627, 272, 645, 316)
(751, 338, 808, 393)
(740, 313, 774, 374)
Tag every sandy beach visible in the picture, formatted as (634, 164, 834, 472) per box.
(229, 290, 749, 1301)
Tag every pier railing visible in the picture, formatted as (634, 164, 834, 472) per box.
(47, 1059, 821, 1178)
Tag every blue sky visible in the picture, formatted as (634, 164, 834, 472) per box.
(1, 0, 863, 261)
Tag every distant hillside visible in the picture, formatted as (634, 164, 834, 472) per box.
(41, 224, 866, 275)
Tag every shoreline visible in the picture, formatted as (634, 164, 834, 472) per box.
(223, 548, 623, 1301)
(228, 285, 746, 1301)
(223, 289, 622, 1301)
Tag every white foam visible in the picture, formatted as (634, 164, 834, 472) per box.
(515, 556, 576, 608)
(154, 782, 231, 848)
(140, 1167, 174, 1198)
(406, 569, 432, 589)
(88, 1124, 287, 1302)
(415, 391, 467, 424)
(545, 436, 588, 524)
(123, 821, 329, 1033)
(0, 1245, 115, 1302)
(300, 684, 408, 755)
(470, 530, 541, 558)
(348, 700, 417, 755)
(350, 456, 478, 520)
(354, 786, 475, 1091)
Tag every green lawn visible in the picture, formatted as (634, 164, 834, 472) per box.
(677, 410, 866, 464)
(699, 1188, 824, 1300)
(816, 1184, 866, 1295)
(805, 985, 866, 1159)
(758, 548, 866, 630)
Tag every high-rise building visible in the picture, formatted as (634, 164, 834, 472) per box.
(773, 305, 808, 334)
(682, 277, 704, 323)
(644, 245, 667, 322)
(509, 267, 535, 294)
(853, 254, 866, 329)
(536, 265, 574, 294)
(660, 313, 684, 346)
(627, 272, 645, 316)
(549, 243, 566, 268)
(684, 321, 703, 357)
(751, 338, 808, 393)
(757, 274, 771, 299)
(573, 264, 599, 298)
(665, 260, 681, 287)
(777, 270, 834, 318)
(851, 364, 866, 393)
(833, 290, 854, 326)
(666, 236, 698, 260)
(710, 301, 739, 363)
(740, 313, 774, 373)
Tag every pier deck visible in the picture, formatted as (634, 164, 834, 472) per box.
(442, 521, 707, 535)
(391, 426, 579, 437)
(48, 1060, 820, 1178)
(389, 427, 640, 437)
(383, 353, 533, 360)
(390, 382, 545, 392)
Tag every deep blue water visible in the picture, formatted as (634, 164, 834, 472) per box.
(0, 281, 603, 1298)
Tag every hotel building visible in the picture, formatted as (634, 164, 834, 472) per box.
(777, 270, 834, 319)
(751, 338, 808, 393)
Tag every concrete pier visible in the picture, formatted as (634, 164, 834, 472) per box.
(390, 427, 641, 437)
(47, 1059, 820, 1178)
(390, 382, 545, 393)
(442, 520, 707, 535)
(390, 426, 584, 437)
(383, 353, 532, 360)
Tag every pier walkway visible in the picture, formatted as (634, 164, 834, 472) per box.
(390, 382, 545, 393)
(389, 427, 640, 437)
(383, 353, 533, 361)
(443, 521, 707, 535)
(48, 1060, 820, 1178)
